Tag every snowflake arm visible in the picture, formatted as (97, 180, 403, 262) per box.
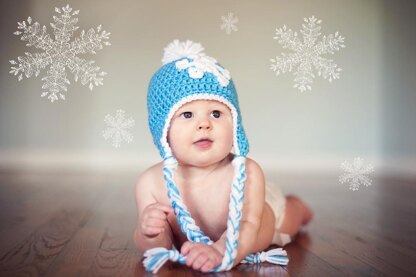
(313, 57, 342, 82)
(314, 32, 346, 56)
(71, 26, 111, 55)
(273, 25, 302, 51)
(68, 57, 107, 90)
(300, 16, 322, 48)
(270, 52, 301, 76)
(13, 17, 54, 51)
(50, 5, 80, 43)
(294, 62, 314, 92)
(41, 63, 70, 102)
(10, 52, 51, 81)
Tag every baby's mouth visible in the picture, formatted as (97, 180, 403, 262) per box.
(193, 138, 213, 149)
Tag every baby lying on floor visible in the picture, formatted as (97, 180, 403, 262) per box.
(134, 40, 312, 273)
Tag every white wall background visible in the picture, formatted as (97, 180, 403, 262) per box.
(0, 0, 415, 176)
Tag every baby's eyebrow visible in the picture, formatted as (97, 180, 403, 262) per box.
(209, 104, 227, 109)
(212, 106, 230, 112)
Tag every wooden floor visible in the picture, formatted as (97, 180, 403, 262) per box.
(0, 169, 415, 276)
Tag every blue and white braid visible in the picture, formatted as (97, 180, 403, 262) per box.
(143, 155, 288, 273)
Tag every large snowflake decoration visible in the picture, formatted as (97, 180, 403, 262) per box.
(339, 157, 374, 191)
(9, 5, 111, 102)
(270, 16, 345, 92)
(102, 109, 135, 148)
(220, 12, 239, 35)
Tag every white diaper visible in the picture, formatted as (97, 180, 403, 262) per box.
(265, 182, 292, 246)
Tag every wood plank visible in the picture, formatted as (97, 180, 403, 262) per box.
(295, 230, 383, 276)
(0, 172, 105, 276)
(284, 240, 343, 276)
(0, 208, 91, 276)
(44, 174, 138, 276)
(0, 173, 104, 256)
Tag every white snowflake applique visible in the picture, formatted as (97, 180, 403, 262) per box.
(163, 40, 231, 87)
(220, 12, 239, 35)
(102, 109, 135, 148)
(9, 5, 111, 102)
(339, 157, 374, 191)
(270, 16, 345, 92)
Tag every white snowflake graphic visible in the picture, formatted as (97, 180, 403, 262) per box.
(9, 5, 111, 102)
(220, 12, 238, 35)
(270, 16, 345, 92)
(339, 157, 374, 191)
(102, 109, 135, 148)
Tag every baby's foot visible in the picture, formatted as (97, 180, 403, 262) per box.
(302, 203, 313, 225)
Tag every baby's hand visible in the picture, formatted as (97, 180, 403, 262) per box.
(140, 203, 173, 238)
(181, 241, 223, 272)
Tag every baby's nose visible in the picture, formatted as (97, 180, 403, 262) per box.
(198, 119, 211, 130)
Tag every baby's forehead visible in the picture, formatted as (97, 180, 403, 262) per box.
(178, 99, 229, 110)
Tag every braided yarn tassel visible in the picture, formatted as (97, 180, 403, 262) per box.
(142, 156, 289, 273)
(240, 248, 289, 265)
(213, 156, 247, 271)
(162, 156, 212, 244)
(143, 248, 186, 274)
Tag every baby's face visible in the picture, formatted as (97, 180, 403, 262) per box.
(168, 100, 233, 167)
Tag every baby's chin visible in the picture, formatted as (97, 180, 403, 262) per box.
(176, 153, 233, 168)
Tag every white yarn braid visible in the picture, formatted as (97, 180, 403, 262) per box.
(215, 155, 247, 270)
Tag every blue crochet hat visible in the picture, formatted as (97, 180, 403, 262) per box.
(147, 40, 249, 158)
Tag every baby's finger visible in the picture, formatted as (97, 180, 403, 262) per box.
(181, 241, 194, 255)
(155, 203, 174, 214)
(147, 210, 168, 220)
(201, 260, 214, 272)
(192, 253, 209, 270)
(145, 217, 166, 228)
(185, 247, 203, 266)
(140, 219, 165, 229)
(142, 226, 163, 236)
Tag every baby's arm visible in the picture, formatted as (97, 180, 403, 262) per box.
(213, 159, 271, 267)
(134, 169, 174, 252)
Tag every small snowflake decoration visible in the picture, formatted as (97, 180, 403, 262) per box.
(270, 16, 345, 92)
(9, 5, 111, 102)
(339, 157, 374, 191)
(102, 109, 135, 148)
(220, 12, 239, 35)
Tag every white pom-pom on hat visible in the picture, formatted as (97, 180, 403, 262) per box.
(161, 39, 231, 87)
(162, 40, 205, 65)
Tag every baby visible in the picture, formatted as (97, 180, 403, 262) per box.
(134, 40, 312, 273)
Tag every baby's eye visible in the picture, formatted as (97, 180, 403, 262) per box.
(180, 111, 193, 119)
(211, 110, 221, 118)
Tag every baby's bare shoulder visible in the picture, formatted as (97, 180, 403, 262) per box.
(136, 162, 164, 186)
(240, 157, 266, 224)
(245, 157, 265, 185)
(135, 162, 165, 208)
